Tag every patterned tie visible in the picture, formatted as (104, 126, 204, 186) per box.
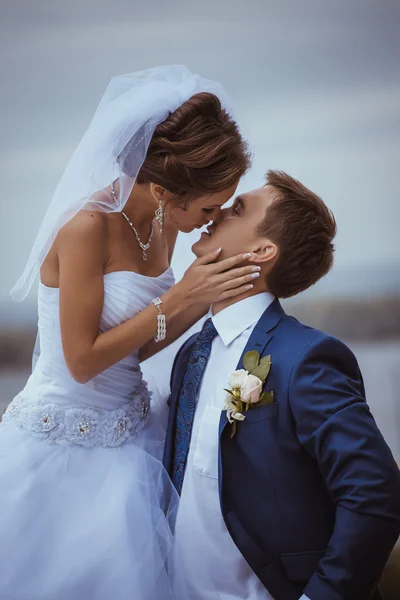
(172, 317, 218, 494)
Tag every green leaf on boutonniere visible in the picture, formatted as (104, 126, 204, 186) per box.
(257, 391, 274, 407)
(243, 350, 260, 372)
(232, 389, 241, 400)
(251, 355, 271, 382)
(230, 421, 237, 438)
(259, 354, 272, 373)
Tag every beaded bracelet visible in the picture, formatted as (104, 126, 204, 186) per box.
(151, 297, 166, 343)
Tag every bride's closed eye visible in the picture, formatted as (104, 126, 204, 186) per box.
(202, 207, 215, 215)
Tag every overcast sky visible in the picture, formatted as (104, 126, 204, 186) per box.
(1, 0, 399, 311)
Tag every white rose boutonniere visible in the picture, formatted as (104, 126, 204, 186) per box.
(228, 369, 248, 389)
(224, 351, 274, 438)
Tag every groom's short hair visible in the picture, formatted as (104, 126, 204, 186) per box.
(259, 170, 336, 298)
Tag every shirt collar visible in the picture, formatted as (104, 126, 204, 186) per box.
(209, 293, 275, 347)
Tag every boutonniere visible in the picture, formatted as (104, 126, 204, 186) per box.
(224, 351, 274, 438)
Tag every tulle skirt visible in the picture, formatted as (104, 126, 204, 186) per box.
(0, 412, 183, 600)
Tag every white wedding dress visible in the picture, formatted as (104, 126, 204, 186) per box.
(0, 269, 182, 600)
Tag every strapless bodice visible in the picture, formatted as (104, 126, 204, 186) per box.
(5, 269, 175, 447)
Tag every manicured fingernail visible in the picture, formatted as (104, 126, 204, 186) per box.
(251, 266, 261, 272)
(214, 247, 222, 254)
(246, 284, 254, 290)
(251, 272, 260, 279)
(242, 253, 251, 259)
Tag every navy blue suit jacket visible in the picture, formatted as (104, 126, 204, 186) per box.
(163, 300, 400, 600)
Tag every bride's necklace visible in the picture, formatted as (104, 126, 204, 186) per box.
(110, 180, 155, 262)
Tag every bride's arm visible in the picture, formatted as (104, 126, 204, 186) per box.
(139, 221, 207, 361)
(139, 302, 209, 362)
(56, 211, 254, 384)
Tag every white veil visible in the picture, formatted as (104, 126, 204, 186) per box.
(11, 65, 233, 302)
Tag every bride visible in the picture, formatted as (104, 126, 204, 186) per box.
(0, 66, 255, 600)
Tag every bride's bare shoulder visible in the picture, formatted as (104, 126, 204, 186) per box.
(58, 209, 108, 242)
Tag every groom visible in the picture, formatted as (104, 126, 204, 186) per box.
(163, 170, 400, 600)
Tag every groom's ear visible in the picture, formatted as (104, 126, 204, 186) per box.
(247, 239, 278, 265)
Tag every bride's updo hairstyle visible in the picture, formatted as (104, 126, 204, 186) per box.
(121, 92, 251, 200)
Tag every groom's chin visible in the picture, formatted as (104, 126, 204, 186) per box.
(191, 240, 202, 257)
(192, 231, 214, 257)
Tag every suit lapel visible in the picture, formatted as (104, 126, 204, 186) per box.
(218, 299, 285, 437)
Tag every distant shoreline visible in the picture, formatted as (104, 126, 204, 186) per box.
(1, 295, 400, 370)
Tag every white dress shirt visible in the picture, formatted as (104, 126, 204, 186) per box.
(174, 293, 310, 600)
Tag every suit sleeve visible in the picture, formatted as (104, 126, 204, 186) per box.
(288, 335, 400, 600)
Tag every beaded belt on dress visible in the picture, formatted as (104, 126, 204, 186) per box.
(3, 382, 151, 448)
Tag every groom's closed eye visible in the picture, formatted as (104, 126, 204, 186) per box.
(232, 197, 244, 215)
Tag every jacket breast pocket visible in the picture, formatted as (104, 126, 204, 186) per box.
(280, 549, 325, 581)
(245, 400, 280, 423)
(192, 404, 221, 479)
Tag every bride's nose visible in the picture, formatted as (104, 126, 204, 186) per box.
(203, 207, 222, 226)
(216, 207, 229, 223)
(212, 206, 224, 223)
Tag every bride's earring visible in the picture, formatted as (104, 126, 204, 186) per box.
(155, 200, 164, 235)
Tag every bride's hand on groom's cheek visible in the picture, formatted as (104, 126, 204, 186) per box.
(179, 248, 261, 305)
